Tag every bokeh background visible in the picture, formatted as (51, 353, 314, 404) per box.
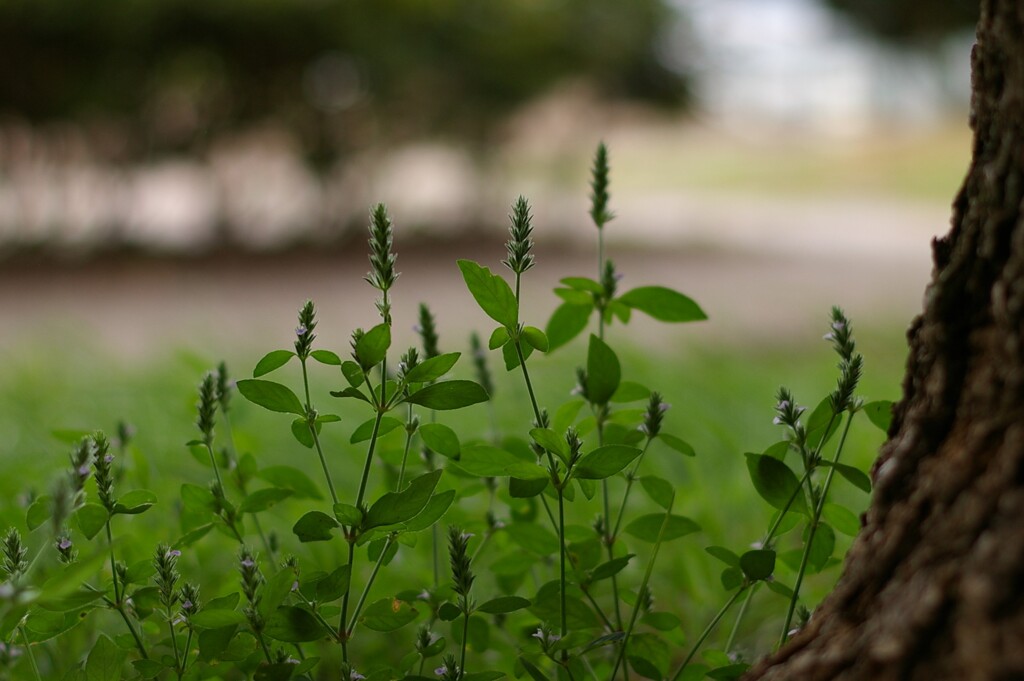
(0, 0, 980, 660)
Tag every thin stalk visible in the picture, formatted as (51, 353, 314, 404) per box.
(347, 536, 393, 636)
(724, 466, 813, 649)
(513, 339, 561, 537)
(610, 497, 674, 680)
(596, 414, 624, 635)
(339, 540, 356, 661)
(581, 588, 616, 632)
(396, 404, 415, 490)
(557, 489, 568, 647)
(257, 631, 274, 664)
(355, 409, 385, 510)
(182, 629, 195, 675)
(301, 359, 339, 506)
(225, 410, 277, 559)
(168, 616, 182, 678)
(597, 229, 605, 340)
(204, 442, 225, 496)
(610, 440, 652, 542)
(668, 586, 747, 681)
(459, 604, 470, 681)
(779, 414, 855, 647)
(19, 626, 41, 681)
(104, 521, 148, 658)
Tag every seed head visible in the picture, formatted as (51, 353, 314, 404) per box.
(69, 437, 93, 496)
(92, 432, 116, 512)
(294, 300, 318, 360)
(447, 525, 475, 604)
(831, 354, 864, 414)
(56, 533, 77, 564)
(469, 332, 494, 398)
(216, 362, 232, 414)
(365, 204, 399, 323)
(600, 259, 619, 301)
(238, 546, 264, 630)
(503, 196, 535, 275)
(417, 304, 441, 359)
(565, 427, 583, 467)
(398, 347, 420, 384)
(640, 392, 668, 437)
(589, 142, 614, 229)
(178, 582, 201, 626)
(824, 307, 856, 362)
(196, 372, 218, 446)
(2, 529, 28, 581)
(154, 544, 181, 610)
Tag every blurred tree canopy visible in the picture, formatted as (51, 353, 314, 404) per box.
(0, 0, 687, 162)
(824, 0, 978, 41)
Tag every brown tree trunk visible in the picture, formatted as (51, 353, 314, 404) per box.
(744, 2, 1024, 680)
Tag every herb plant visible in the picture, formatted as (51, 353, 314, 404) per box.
(0, 144, 890, 681)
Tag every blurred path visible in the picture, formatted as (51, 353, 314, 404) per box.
(0, 190, 945, 362)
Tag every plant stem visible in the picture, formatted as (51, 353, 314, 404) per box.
(339, 540, 356, 661)
(610, 440, 652, 543)
(580, 587, 616, 632)
(779, 413, 854, 647)
(168, 616, 182, 678)
(724, 584, 759, 653)
(347, 536, 393, 636)
(355, 393, 387, 510)
(300, 358, 339, 506)
(396, 404, 415, 491)
(104, 521, 151, 657)
(668, 586, 747, 681)
(557, 488, 568, 647)
(19, 626, 41, 681)
(224, 411, 277, 560)
(204, 442, 225, 497)
(610, 497, 674, 680)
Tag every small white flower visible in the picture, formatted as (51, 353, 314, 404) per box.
(104, 454, 114, 464)
(296, 325, 308, 336)
(435, 666, 447, 676)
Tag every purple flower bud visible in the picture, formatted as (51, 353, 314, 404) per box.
(296, 325, 307, 337)
(77, 464, 90, 476)
(58, 538, 73, 550)
(167, 549, 182, 558)
(291, 580, 299, 592)
(241, 558, 255, 568)
(104, 454, 114, 464)
(435, 666, 447, 676)
(182, 600, 193, 610)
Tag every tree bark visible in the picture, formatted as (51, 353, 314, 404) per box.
(744, 2, 1024, 680)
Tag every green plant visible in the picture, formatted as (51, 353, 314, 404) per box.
(0, 144, 889, 681)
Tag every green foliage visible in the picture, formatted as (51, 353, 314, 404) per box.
(0, 144, 888, 681)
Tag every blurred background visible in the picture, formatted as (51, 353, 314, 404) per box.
(0, 0, 980, 655)
(0, 0, 975, 357)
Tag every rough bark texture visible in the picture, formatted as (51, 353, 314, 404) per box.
(744, 2, 1024, 680)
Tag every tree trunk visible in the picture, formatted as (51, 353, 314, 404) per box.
(744, 2, 1024, 680)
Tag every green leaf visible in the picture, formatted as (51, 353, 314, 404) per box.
(721, 567, 744, 591)
(76, 503, 108, 540)
(611, 381, 650, 403)
(26, 495, 52, 530)
(341, 361, 364, 388)
(509, 477, 548, 498)
(180, 483, 217, 514)
(237, 379, 305, 416)
(554, 287, 593, 305)
(259, 568, 298, 621)
(521, 326, 549, 352)
(519, 657, 548, 681)
(863, 400, 894, 432)
(405, 380, 489, 411)
(405, 352, 461, 383)
(438, 602, 462, 622)
(488, 326, 510, 350)
(561, 276, 604, 294)
(529, 428, 569, 461)
(330, 386, 371, 404)
(454, 445, 547, 479)
(640, 476, 675, 510)
(819, 460, 872, 493)
(624, 514, 700, 543)
(265, 606, 324, 642)
(86, 634, 125, 681)
(361, 598, 418, 632)
(586, 335, 620, 405)
(403, 489, 456, 532)
(642, 611, 681, 631)
(807, 398, 842, 449)
(258, 466, 322, 500)
(350, 416, 403, 444)
(573, 445, 642, 480)
(253, 350, 295, 377)
(706, 663, 750, 680)
(292, 511, 339, 542)
(290, 418, 317, 448)
(476, 596, 531, 615)
(823, 502, 861, 536)
(310, 349, 342, 366)
(807, 522, 836, 572)
(112, 489, 157, 515)
(739, 549, 776, 581)
(658, 433, 696, 457)
(131, 659, 166, 679)
(502, 338, 532, 371)
(365, 470, 443, 529)
(239, 488, 293, 514)
(590, 555, 633, 582)
(457, 260, 518, 328)
(705, 546, 741, 568)
(545, 302, 593, 352)
(617, 286, 707, 322)
(745, 453, 810, 516)
(355, 323, 391, 371)
(419, 423, 461, 458)
(315, 564, 352, 602)
(505, 523, 559, 556)
(626, 632, 671, 679)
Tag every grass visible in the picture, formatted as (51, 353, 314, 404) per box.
(0, 312, 905, 667)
